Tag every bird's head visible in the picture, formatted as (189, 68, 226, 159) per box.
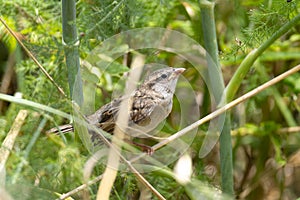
(143, 67, 185, 95)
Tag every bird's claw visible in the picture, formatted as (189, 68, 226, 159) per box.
(142, 146, 154, 155)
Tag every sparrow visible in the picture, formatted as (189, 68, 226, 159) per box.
(47, 67, 185, 152)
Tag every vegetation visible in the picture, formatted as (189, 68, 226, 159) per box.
(1, 0, 300, 199)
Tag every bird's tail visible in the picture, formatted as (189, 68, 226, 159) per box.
(46, 124, 74, 134)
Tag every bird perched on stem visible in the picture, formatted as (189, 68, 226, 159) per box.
(47, 67, 185, 153)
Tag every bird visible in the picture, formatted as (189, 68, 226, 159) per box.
(47, 67, 185, 153)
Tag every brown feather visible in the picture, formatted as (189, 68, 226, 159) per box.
(47, 67, 185, 145)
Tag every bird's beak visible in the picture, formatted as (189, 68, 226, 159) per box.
(174, 68, 186, 75)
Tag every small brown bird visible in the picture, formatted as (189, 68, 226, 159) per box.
(48, 67, 185, 152)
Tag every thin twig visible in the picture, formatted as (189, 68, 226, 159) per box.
(0, 17, 67, 97)
(96, 55, 143, 200)
(130, 64, 300, 163)
(278, 126, 300, 134)
(0, 110, 28, 167)
(58, 175, 103, 200)
(125, 160, 167, 200)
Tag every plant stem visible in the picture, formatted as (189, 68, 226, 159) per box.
(226, 13, 300, 102)
(199, 0, 234, 195)
(0, 93, 71, 119)
(62, 0, 83, 106)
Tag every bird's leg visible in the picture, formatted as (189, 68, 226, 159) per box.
(124, 138, 154, 155)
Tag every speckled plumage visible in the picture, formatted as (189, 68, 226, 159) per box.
(48, 67, 185, 145)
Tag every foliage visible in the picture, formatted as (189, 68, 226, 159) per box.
(0, 0, 300, 199)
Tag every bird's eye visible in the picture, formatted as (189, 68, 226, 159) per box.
(161, 74, 167, 79)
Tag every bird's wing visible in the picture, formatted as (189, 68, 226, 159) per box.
(86, 91, 164, 133)
(86, 97, 122, 133)
(130, 95, 157, 124)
